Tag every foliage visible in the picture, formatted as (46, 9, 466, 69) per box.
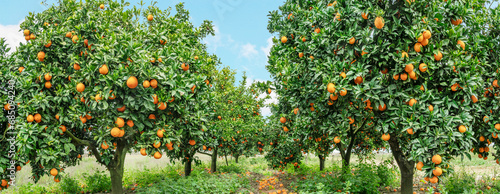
(82, 170, 112, 193)
(11, 0, 219, 192)
(59, 175, 82, 193)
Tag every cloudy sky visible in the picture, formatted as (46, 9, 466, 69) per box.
(0, 0, 282, 116)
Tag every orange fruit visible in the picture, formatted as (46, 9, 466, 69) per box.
(334, 136, 340, 144)
(428, 105, 434, 112)
(111, 127, 121, 137)
(432, 154, 442, 165)
(327, 83, 335, 93)
(471, 95, 478, 103)
(400, 73, 408, 81)
(181, 63, 189, 71)
(340, 88, 347, 96)
(99, 65, 108, 75)
(393, 74, 399, 80)
(158, 102, 167, 110)
(73, 63, 81, 70)
(99, 4, 104, 9)
(433, 167, 442, 176)
(116, 117, 125, 127)
(434, 51, 443, 61)
(150, 79, 158, 88)
(102, 141, 109, 149)
(37, 51, 45, 62)
(72, 35, 78, 43)
(127, 76, 138, 88)
(405, 64, 414, 73)
(457, 40, 465, 50)
(157, 129, 164, 138)
(414, 43, 422, 52)
(378, 104, 387, 111)
(281, 36, 287, 43)
(154, 152, 162, 159)
(152, 95, 159, 104)
(423, 30, 431, 39)
(314, 28, 320, 33)
(283, 126, 289, 132)
(76, 83, 85, 92)
(421, 38, 429, 46)
(143, 80, 150, 88)
(409, 99, 417, 106)
(381, 134, 390, 141)
(495, 123, 500, 130)
(429, 176, 438, 184)
(416, 161, 423, 170)
(127, 120, 134, 127)
(417, 35, 424, 43)
(189, 140, 196, 146)
(140, 148, 147, 156)
(479, 136, 485, 142)
(34, 113, 42, 123)
(406, 128, 414, 135)
(419, 63, 427, 72)
(23, 29, 30, 36)
(45, 82, 52, 89)
(148, 114, 156, 119)
(18, 67, 25, 73)
(354, 76, 363, 84)
(280, 117, 286, 123)
(147, 14, 153, 21)
(362, 12, 368, 19)
(340, 72, 346, 78)
(349, 37, 355, 44)
(117, 105, 126, 112)
(374, 16, 384, 29)
(50, 168, 58, 176)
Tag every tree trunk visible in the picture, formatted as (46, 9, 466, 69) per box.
(319, 155, 325, 171)
(388, 135, 415, 194)
(210, 148, 217, 173)
(235, 155, 239, 163)
(107, 140, 128, 194)
(225, 154, 228, 166)
(338, 140, 353, 175)
(185, 158, 192, 176)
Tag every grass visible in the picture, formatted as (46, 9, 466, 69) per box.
(1, 149, 499, 194)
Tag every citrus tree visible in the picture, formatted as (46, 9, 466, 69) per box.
(468, 2, 500, 165)
(265, 0, 385, 173)
(12, 0, 218, 193)
(266, 0, 488, 193)
(199, 68, 267, 172)
(0, 38, 19, 191)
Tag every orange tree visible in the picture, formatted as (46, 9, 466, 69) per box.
(1, 39, 20, 191)
(265, 0, 385, 172)
(468, 3, 500, 164)
(12, 1, 218, 193)
(199, 68, 267, 172)
(266, 0, 487, 193)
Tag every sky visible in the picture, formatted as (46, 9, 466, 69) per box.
(0, 0, 282, 116)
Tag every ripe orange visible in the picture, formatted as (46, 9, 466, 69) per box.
(158, 102, 167, 110)
(374, 16, 384, 29)
(393, 74, 399, 80)
(4, 103, 10, 111)
(423, 30, 431, 39)
(181, 63, 189, 71)
(99, 64, 108, 75)
(433, 167, 442, 176)
(72, 35, 78, 43)
(414, 43, 422, 52)
(378, 104, 387, 111)
(153, 141, 161, 148)
(479, 136, 485, 142)
(409, 99, 417, 106)
(148, 114, 156, 119)
(147, 14, 153, 21)
(429, 176, 438, 184)
(45, 81, 52, 89)
(127, 120, 134, 127)
(327, 83, 335, 93)
(362, 12, 368, 19)
(116, 117, 125, 127)
(281, 36, 287, 43)
(143, 80, 150, 88)
(127, 76, 138, 88)
(150, 79, 158, 88)
(140, 148, 147, 156)
(18, 67, 25, 73)
(34, 113, 42, 123)
(99, 4, 104, 9)
(314, 28, 320, 33)
(381, 134, 390, 141)
(334, 136, 340, 144)
(340, 88, 347, 96)
(419, 63, 427, 72)
(154, 152, 162, 159)
(349, 37, 355, 44)
(102, 141, 109, 149)
(23, 29, 30, 36)
(421, 38, 429, 46)
(354, 76, 363, 84)
(157, 129, 164, 138)
(111, 127, 121, 137)
(416, 161, 423, 170)
(189, 140, 196, 146)
(417, 35, 424, 43)
(434, 51, 443, 61)
(283, 126, 289, 132)
(400, 73, 408, 81)
(38, 51, 45, 62)
(73, 63, 81, 70)
(76, 83, 85, 92)
(117, 105, 126, 112)
(471, 95, 478, 103)
(457, 40, 465, 50)
(280, 117, 286, 123)
(50, 168, 58, 176)
(405, 64, 414, 73)
(428, 105, 434, 112)
(340, 72, 346, 78)
(432, 154, 442, 165)
(495, 123, 500, 130)
(152, 95, 159, 104)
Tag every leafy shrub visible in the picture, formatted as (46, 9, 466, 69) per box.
(83, 170, 111, 193)
(442, 171, 477, 193)
(219, 163, 245, 174)
(60, 175, 82, 193)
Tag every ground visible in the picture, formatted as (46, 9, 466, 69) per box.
(2, 149, 499, 194)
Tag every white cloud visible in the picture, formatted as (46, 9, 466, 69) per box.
(203, 25, 234, 53)
(239, 43, 258, 58)
(0, 20, 26, 54)
(260, 36, 273, 58)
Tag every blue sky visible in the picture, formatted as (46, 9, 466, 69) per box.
(0, 0, 283, 85)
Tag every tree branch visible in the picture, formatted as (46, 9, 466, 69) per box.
(197, 151, 212, 157)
